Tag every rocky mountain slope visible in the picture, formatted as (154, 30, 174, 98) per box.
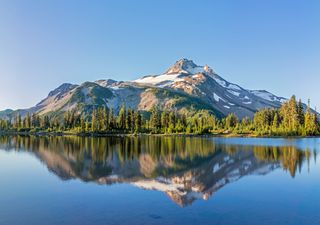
(1, 58, 288, 119)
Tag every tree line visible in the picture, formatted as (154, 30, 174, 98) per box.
(0, 135, 314, 178)
(0, 95, 319, 136)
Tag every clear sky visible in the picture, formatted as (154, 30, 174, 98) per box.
(0, 0, 319, 110)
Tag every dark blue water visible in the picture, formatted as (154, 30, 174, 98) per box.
(0, 136, 320, 225)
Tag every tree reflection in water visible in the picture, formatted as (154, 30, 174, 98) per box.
(0, 135, 316, 206)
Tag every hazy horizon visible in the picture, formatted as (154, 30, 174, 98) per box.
(1, 0, 319, 110)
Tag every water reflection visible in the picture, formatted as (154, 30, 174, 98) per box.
(0, 135, 317, 207)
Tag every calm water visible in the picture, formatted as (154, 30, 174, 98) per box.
(1, 136, 320, 225)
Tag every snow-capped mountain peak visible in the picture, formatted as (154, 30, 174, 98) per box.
(165, 58, 200, 74)
(133, 58, 287, 118)
(204, 64, 214, 75)
(0, 58, 292, 120)
(134, 58, 211, 86)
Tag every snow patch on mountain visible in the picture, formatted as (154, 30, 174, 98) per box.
(212, 76, 227, 87)
(227, 90, 240, 97)
(228, 84, 241, 91)
(250, 90, 286, 103)
(133, 178, 186, 194)
(95, 79, 117, 87)
(0, 58, 293, 120)
(186, 66, 204, 74)
(81, 87, 93, 104)
(213, 93, 224, 102)
(134, 74, 184, 86)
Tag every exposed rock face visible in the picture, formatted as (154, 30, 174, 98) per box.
(94, 79, 117, 87)
(47, 83, 78, 98)
(133, 58, 286, 118)
(164, 58, 200, 74)
(1, 58, 289, 119)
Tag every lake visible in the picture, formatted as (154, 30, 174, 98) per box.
(0, 135, 320, 225)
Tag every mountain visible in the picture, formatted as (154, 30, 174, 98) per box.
(0, 109, 13, 120)
(134, 58, 286, 118)
(0, 58, 288, 119)
(39, 147, 278, 207)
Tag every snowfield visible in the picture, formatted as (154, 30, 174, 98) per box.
(134, 73, 184, 86)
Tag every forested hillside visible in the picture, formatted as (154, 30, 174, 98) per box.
(0, 95, 318, 136)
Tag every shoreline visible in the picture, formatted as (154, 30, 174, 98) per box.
(0, 131, 319, 139)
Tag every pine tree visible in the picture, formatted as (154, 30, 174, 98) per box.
(134, 111, 142, 133)
(118, 105, 126, 130)
(91, 109, 97, 132)
(150, 106, 161, 133)
(80, 116, 85, 132)
(161, 110, 169, 133)
(109, 108, 115, 130)
(25, 113, 31, 129)
(168, 111, 176, 133)
(126, 108, 133, 132)
(280, 95, 299, 134)
(85, 120, 90, 132)
(241, 116, 251, 127)
(103, 107, 108, 131)
(186, 124, 192, 134)
(313, 107, 319, 134)
(15, 113, 22, 129)
(297, 99, 304, 125)
(175, 119, 184, 133)
(225, 113, 238, 129)
(272, 113, 279, 131)
(304, 99, 316, 135)
(31, 113, 39, 128)
(289, 96, 299, 132)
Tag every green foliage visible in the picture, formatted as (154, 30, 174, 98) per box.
(251, 96, 319, 136)
(225, 113, 238, 129)
(0, 95, 319, 136)
(150, 106, 161, 133)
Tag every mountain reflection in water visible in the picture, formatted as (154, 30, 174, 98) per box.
(0, 135, 317, 207)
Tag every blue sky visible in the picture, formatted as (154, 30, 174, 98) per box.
(0, 0, 319, 110)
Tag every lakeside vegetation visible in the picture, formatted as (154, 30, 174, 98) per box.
(0, 95, 318, 137)
(0, 135, 315, 179)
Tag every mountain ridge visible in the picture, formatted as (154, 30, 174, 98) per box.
(0, 58, 289, 120)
